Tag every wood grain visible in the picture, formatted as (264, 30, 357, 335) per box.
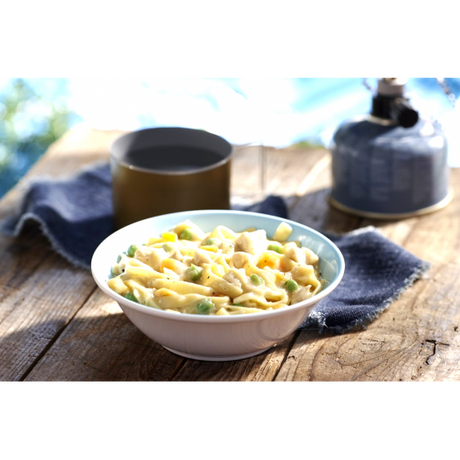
(1, 124, 460, 381)
(275, 170, 460, 381)
(25, 289, 185, 381)
(0, 126, 125, 380)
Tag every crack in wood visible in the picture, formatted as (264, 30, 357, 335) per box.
(424, 339, 450, 365)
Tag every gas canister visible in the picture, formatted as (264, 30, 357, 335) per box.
(329, 78, 452, 219)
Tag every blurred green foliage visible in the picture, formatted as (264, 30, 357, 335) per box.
(0, 78, 81, 198)
(290, 138, 326, 149)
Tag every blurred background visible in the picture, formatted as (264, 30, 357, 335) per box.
(1, 77, 460, 199)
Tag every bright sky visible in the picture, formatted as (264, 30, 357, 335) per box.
(66, 77, 370, 146)
(64, 78, 460, 166)
(2, 77, 459, 164)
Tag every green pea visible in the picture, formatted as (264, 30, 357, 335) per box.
(124, 292, 139, 303)
(179, 228, 193, 240)
(205, 237, 221, 246)
(250, 274, 264, 286)
(186, 264, 202, 282)
(196, 298, 214, 314)
(284, 279, 299, 292)
(162, 243, 174, 252)
(127, 244, 138, 257)
(267, 243, 283, 254)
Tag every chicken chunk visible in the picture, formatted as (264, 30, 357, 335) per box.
(234, 230, 267, 255)
(135, 246, 168, 271)
(283, 242, 306, 264)
(291, 286, 313, 304)
(211, 278, 243, 298)
(231, 251, 252, 269)
(291, 264, 315, 286)
(223, 271, 243, 288)
(193, 248, 213, 266)
(302, 247, 319, 265)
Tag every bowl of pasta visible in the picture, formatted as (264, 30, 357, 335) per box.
(91, 210, 345, 361)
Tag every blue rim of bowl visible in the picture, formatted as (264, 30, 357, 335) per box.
(91, 210, 345, 324)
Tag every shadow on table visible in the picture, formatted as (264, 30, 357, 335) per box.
(0, 310, 337, 382)
(286, 187, 362, 234)
(0, 312, 182, 381)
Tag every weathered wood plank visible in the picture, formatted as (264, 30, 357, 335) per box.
(274, 169, 460, 381)
(25, 289, 185, 381)
(0, 250, 96, 380)
(0, 127, 126, 380)
(171, 336, 295, 381)
(275, 263, 460, 382)
(265, 146, 329, 198)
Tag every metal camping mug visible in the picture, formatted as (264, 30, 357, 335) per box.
(110, 127, 233, 229)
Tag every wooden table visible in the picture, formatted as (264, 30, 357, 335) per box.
(1, 123, 459, 382)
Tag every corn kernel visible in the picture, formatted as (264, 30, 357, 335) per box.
(211, 264, 225, 277)
(200, 245, 219, 253)
(256, 252, 280, 270)
(162, 232, 178, 242)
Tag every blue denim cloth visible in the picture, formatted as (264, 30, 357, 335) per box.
(0, 163, 429, 333)
(301, 228, 430, 332)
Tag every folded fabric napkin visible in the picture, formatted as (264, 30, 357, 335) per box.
(1, 163, 430, 333)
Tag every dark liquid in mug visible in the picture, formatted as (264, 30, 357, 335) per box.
(125, 146, 222, 172)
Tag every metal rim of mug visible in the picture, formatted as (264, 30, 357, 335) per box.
(328, 188, 454, 220)
(110, 127, 233, 176)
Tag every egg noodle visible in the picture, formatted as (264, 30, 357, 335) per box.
(107, 220, 324, 316)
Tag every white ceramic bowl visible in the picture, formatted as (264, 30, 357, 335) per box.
(91, 210, 345, 361)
